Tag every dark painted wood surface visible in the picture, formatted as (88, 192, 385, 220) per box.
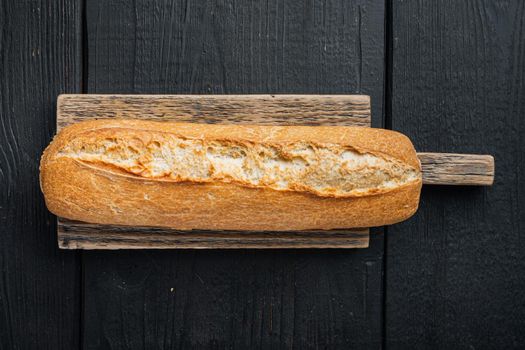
(82, 0, 386, 348)
(0, 1, 81, 349)
(2, 0, 524, 348)
(386, 1, 525, 349)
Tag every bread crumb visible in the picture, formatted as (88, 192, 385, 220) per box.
(57, 128, 421, 198)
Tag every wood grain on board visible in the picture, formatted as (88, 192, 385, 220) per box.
(57, 94, 371, 129)
(418, 152, 494, 186)
(58, 219, 369, 249)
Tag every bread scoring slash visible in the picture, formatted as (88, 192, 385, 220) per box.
(40, 120, 422, 230)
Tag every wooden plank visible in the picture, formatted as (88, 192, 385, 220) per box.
(0, 0, 81, 349)
(387, 0, 525, 348)
(82, 0, 386, 348)
(56, 94, 371, 249)
(57, 94, 371, 130)
(58, 219, 369, 249)
(418, 152, 494, 186)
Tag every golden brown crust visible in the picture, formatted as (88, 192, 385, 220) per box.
(51, 119, 421, 168)
(40, 120, 422, 230)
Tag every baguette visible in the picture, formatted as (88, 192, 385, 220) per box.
(40, 119, 422, 230)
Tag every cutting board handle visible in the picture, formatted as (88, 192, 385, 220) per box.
(417, 153, 494, 186)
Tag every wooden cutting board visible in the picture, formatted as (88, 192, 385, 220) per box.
(55, 94, 494, 249)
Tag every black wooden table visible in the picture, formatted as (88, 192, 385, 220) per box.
(1, 1, 524, 349)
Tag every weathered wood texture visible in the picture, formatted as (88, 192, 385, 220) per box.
(57, 94, 371, 129)
(58, 219, 369, 249)
(419, 152, 494, 186)
(56, 94, 371, 249)
(387, 1, 525, 348)
(82, 0, 386, 348)
(0, 1, 81, 349)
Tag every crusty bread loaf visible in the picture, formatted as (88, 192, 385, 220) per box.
(40, 119, 422, 230)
